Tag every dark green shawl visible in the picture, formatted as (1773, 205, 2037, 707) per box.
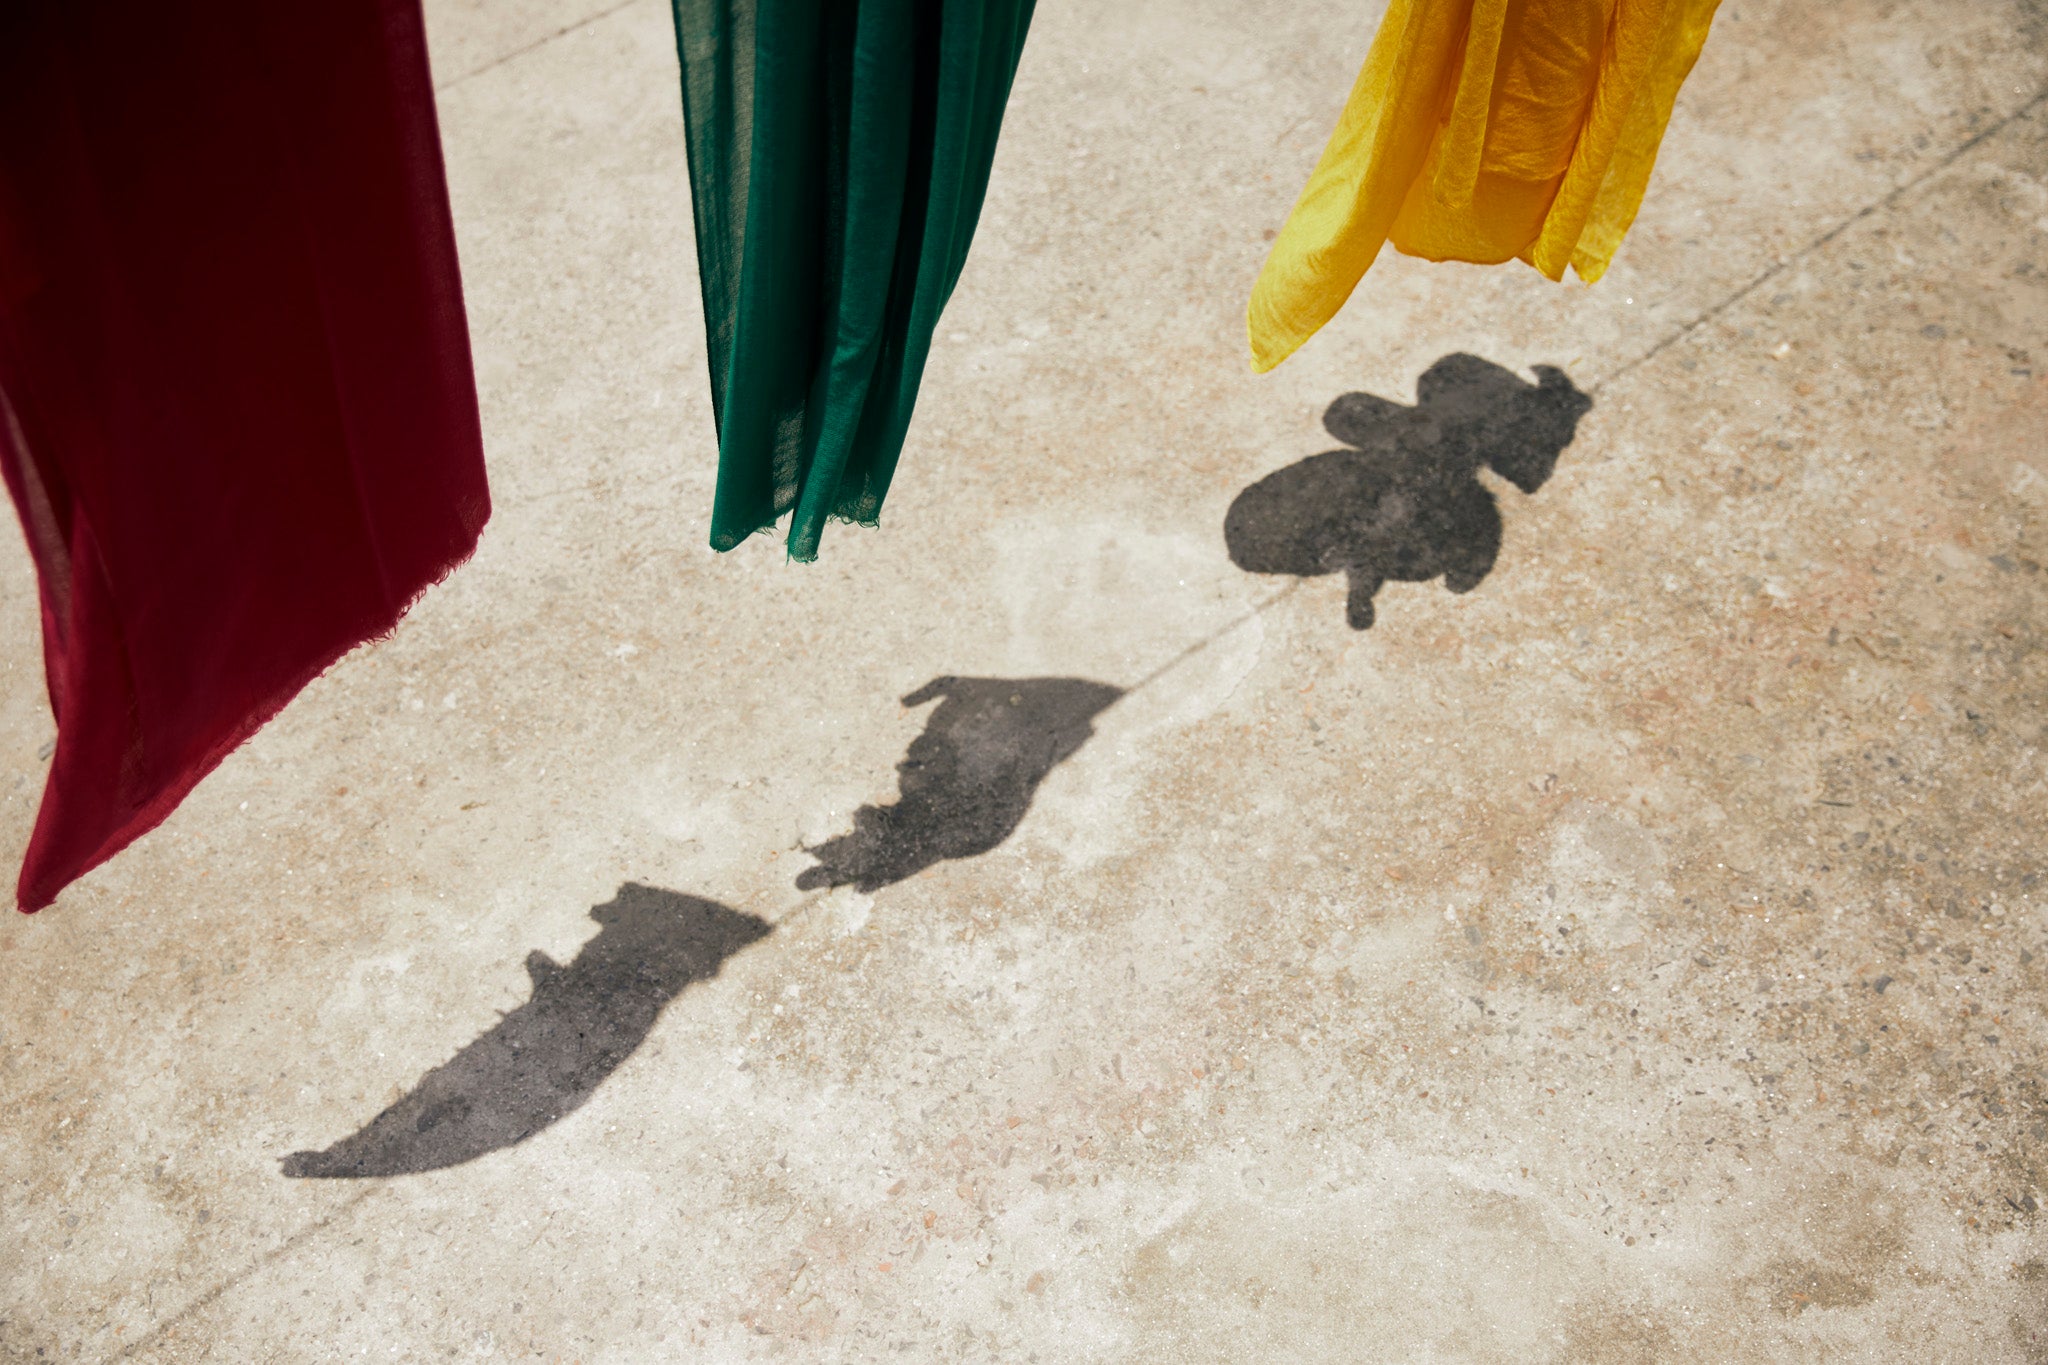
(671, 0, 1036, 560)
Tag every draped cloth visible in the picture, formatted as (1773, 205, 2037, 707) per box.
(671, 0, 1036, 560)
(1249, 0, 1721, 372)
(0, 0, 489, 911)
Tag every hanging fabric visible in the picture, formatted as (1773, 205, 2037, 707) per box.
(1248, 0, 1721, 372)
(670, 0, 1036, 560)
(0, 0, 489, 912)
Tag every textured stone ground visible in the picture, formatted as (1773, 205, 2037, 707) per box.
(4, 1, 2048, 1359)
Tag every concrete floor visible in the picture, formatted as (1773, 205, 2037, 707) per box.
(4, 0, 2048, 1358)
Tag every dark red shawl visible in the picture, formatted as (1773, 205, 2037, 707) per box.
(0, 0, 489, 911)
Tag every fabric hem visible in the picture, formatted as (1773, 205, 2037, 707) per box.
(15, 523, 488, 912)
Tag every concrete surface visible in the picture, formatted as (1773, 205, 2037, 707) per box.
(4, 0, 2048, 1358)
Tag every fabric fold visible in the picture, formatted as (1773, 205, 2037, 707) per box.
(0, 0, 488, 911)
(672, 0, 1036, 561)
(1249, 0, 1721, 373)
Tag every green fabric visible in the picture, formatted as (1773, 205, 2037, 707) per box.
(671, 0, 1036, 560)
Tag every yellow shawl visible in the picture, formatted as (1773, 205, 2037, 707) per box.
(1249, 0, 1721, 372)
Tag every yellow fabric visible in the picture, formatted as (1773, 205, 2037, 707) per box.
(1247, 0, 1720, 373)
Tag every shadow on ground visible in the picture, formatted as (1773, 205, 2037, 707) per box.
(281, 884, 769, 1178)
(1225, 354, 1591, 628)
(797, 675, 1123, 894)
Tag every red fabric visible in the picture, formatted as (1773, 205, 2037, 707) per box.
(0, 0, 489, 911)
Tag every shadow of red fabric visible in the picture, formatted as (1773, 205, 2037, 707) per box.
(0, 0, 488, 911)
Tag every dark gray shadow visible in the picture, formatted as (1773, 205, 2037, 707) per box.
(281, 884, 769, 1178)
(1225, 354, 1591, 628)
(796, 676, 1123, 894)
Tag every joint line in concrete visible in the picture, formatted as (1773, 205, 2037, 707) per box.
(113, 1189, 380, 1359)
(434, 0, 647, 93)
(1592, 86, 2048, 396)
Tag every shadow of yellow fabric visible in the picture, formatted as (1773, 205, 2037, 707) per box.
(1248, 0, 1721, 373)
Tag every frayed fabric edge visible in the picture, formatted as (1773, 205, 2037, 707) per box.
(15, 505, 491, 913)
